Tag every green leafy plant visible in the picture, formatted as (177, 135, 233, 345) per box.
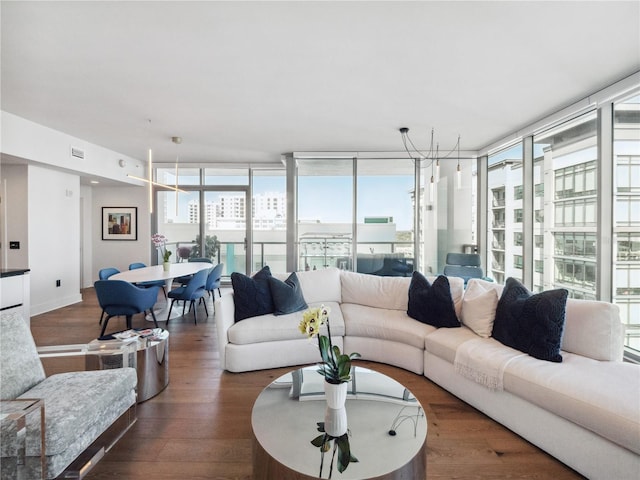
(189, 234, 221, 261)
(311, 422, 358, 478)
(298, 305, 360, 384)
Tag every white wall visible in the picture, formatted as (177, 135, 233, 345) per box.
(1, 163, 29, 269)
(91, 185, 150, 282)
(80, 185, 93, 288)
(28, 165, 83, 315)
(1, 111, 151, 313)
(2, 111, 144, 182)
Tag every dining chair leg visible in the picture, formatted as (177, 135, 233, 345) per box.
(167, 299, 176, 322)
(125, 315, 133, 330)
(100, 315, 112, 337)
(148, 309, 159, 329)
(191, 300, 197, 324)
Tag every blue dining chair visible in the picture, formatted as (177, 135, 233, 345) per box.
(98, 267, 120, 325)
(167, 268, 210, 324)
(129, 262, 167, 299)
(174, 257, 213, 286)
(94, 280, 160, 336)
(205, 263, 224, 314)
(206, 263, 224, 298)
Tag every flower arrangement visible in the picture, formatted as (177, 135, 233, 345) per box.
(151, 233, 172, 263)
(311, 420, 358, 478)
(298, 305, 360, 384)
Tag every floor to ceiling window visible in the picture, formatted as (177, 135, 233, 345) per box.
(252, 169, 287, 272)
(534, 112, 598, 300)
(295, 157, 418, 274)
(487, 144, 524, 284)
(153, 167, 251, 278)
(155, 167, 201, 265)
(614, 94, 640, 351)
(297, 159, 354, 271)
(356, 158, 415, 276)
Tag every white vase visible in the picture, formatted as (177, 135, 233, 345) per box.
(162, 262, 170, 272)
(324, 381, 348, 409)
(324, 406, 348, 437)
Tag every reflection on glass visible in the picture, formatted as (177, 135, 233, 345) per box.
(614, 94, 640, 351)
(311, 406, 357, 478)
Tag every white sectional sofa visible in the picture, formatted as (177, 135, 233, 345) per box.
(215, 267, 640, 480)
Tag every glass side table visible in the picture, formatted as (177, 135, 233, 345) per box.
(0, 399, 45, 480)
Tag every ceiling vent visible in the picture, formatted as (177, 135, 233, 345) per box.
(70, 147, 85, 160)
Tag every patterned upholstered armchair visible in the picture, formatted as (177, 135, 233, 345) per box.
(0, 311, 137, 479)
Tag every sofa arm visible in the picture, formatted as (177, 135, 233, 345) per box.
(214, 293, 236, 370)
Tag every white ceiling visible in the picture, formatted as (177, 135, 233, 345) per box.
(2, 1, 639, 166)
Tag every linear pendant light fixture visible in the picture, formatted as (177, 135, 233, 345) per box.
(399, 127, 462, 201)
(126, 136, 187, 204)
(172, 136, 182, 216)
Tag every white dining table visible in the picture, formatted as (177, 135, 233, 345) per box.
(110, 263, 213, 320)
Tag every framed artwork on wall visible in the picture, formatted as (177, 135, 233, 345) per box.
(102, 207, 137, 240)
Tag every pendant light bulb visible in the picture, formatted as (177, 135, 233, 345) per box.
(429, 175, 435, 203)
(456, 134, 462, 189)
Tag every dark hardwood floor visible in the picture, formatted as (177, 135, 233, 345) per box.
(29, 288, 584, 480)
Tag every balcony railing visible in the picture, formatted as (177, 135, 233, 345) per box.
(161, 240, 414, 276)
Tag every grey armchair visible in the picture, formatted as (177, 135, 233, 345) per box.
(0, 311, 137, 479)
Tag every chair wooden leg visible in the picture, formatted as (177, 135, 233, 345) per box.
(192, 300, 197, 324)
(202, 298, 208, 318)
(126, 315, 133, 330)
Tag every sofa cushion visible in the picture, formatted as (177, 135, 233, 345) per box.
(227, 301, 344, 345)
(341, 303, 436, 350)
(493, 277, 568, 362)
(503, 352, 640, 455)
(407, 272, 460, 328)
(462, 279, 624, 362)
(423, 326, 482, 364)
(268, 272, 308, 316)
(563, 299, 625, 361)
(18, 368, 137, 456)
(461, 279, 498, 338)
(340, 271, 411, 310)
(296, 267, 342, 304)
(0, 311, 47, 400)
(231, 266, 274, 322)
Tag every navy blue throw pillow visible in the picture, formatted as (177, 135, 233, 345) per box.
(407, 272, 460, 328)
(493, 277, 568, 362)
(230, 266, 274, 322)
(268, 272, 308, 316)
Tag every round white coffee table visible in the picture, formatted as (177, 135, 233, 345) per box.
(251, 366, 427, 479)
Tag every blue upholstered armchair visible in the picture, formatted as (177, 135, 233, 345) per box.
(94, 280, 160, 336)
(443, 253, 490, 286)
(167, 267, 210, 324)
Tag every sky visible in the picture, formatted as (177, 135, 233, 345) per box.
(162, 174, 415, 230)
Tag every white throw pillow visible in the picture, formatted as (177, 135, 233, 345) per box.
(461, 279, 498, 338)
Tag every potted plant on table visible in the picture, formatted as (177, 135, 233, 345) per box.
(152, 233, 172, 271)
(298, 305, 360, 406)
(299, 305, 360, 477)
